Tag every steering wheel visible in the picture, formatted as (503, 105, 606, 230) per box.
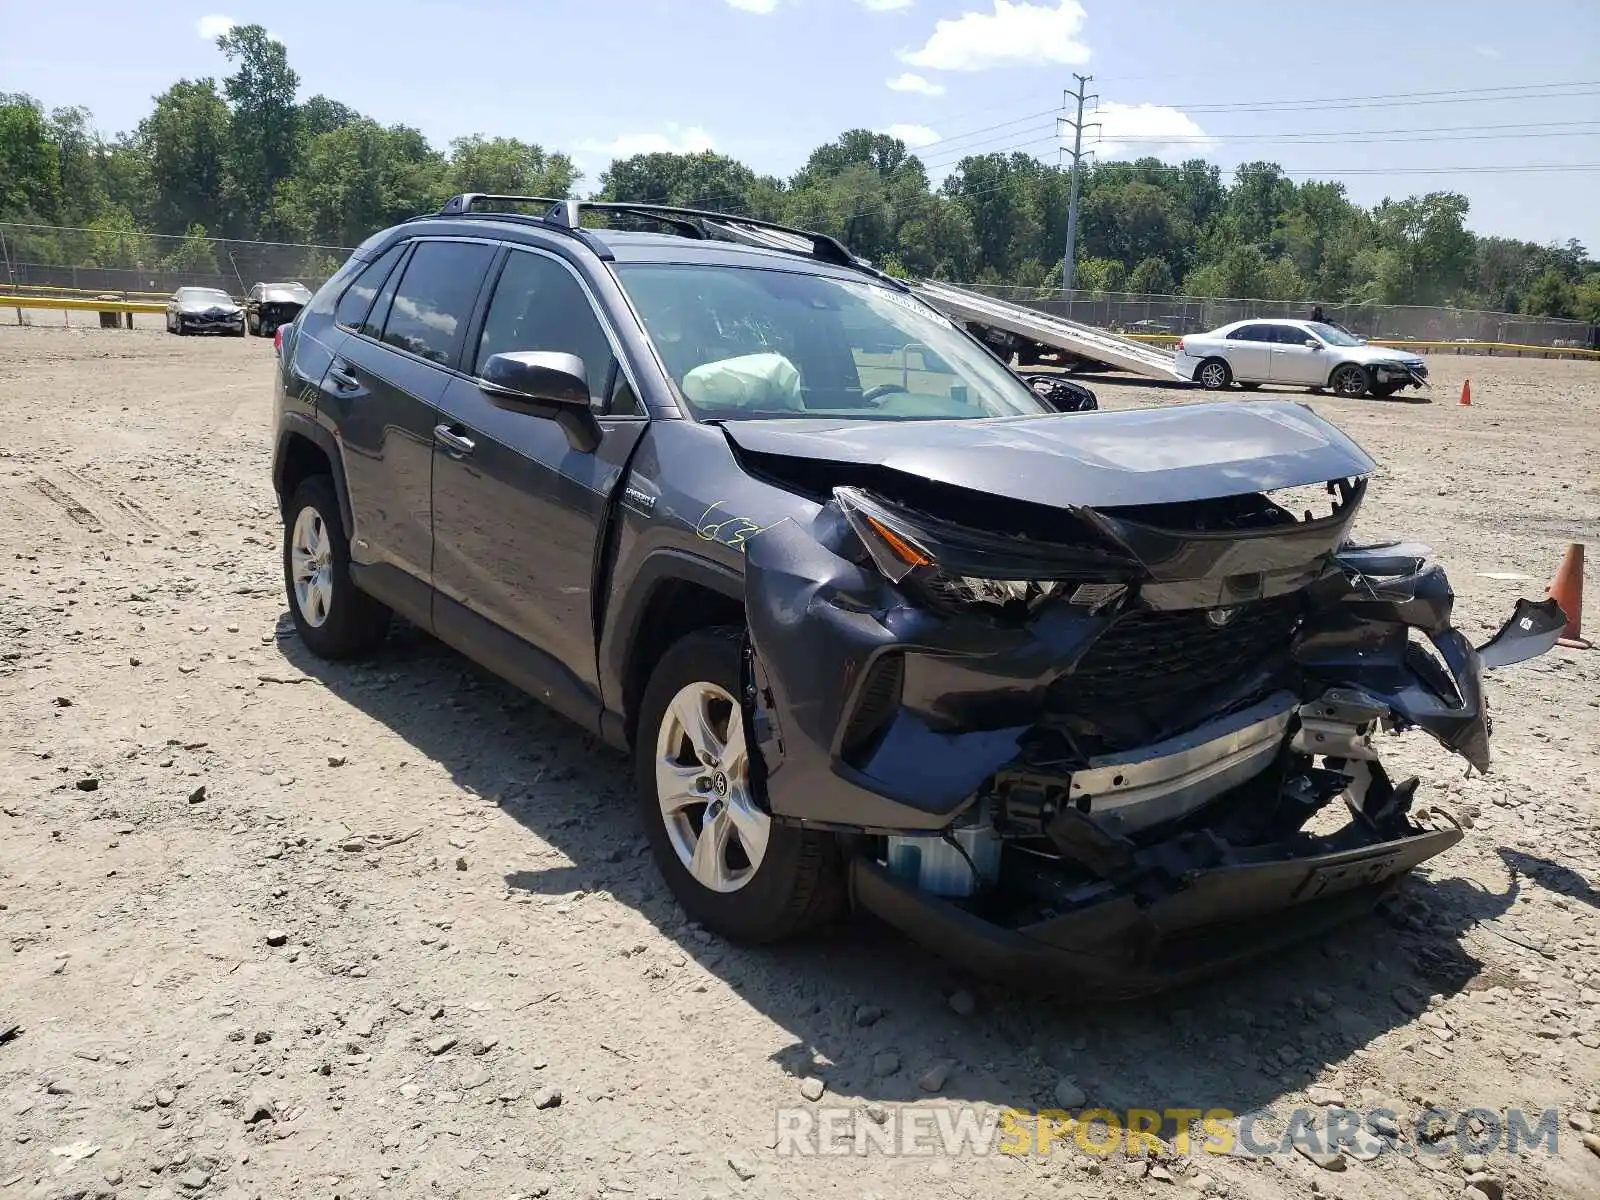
(862, 383, 909, 405)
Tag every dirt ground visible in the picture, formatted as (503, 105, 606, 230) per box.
(2, 319, 1598, 1200)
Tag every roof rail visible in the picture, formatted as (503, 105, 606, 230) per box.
(437, 193, 567, 216)
(430, 194, 905, 286)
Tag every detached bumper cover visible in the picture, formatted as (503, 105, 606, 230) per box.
(1372, 359, 1429, 384)
(850, 823, 1462, 997)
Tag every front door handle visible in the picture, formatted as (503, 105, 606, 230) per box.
(327, 363, 360, 391)
(435, 424, 476, 456)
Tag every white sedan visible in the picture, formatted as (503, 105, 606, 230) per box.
(1173, 318, 1428, 398)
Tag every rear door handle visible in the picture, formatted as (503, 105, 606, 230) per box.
(327, 363, 360, 391)
(434, 424, 476, 456)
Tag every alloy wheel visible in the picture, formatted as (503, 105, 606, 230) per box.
(1333, 366, 1368, 396)
(654, 680, 769, 893)
(290, 505, 334, 627)
(1199, 361, 1228, 389)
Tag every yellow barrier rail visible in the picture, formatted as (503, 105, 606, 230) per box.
(0, 282, 175, 301)
(2, 294, 167, 314)
(1119, 331, 1600, 359)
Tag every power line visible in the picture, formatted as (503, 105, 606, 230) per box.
(1134, 79, 1600, 112)
(1091, 128, 1600, 148)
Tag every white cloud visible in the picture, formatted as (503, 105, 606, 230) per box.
(1086, 102, 1212, 157)
(725, 0, 778, 11)
(1475, 44, 1501, 58)
(881, 124, 940, 148)
(577, 124, 717, 160)
(858, 0, 914, 9)
(196, 13, 238, 39)
(900, 0, 1089, 72)
(887, 72, 944, 95)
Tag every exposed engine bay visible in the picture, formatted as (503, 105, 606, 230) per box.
(726, 401, 1567, 993)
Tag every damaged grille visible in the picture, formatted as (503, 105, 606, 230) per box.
(1052, 595, 1303, 714)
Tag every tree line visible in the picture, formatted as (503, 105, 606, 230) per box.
(2, 24, 1596, 321)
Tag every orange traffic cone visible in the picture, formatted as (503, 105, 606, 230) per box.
(1459, 379, 1472, 406)
(1548, 542, 1591, 650)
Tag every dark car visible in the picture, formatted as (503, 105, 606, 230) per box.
(269, 195, 1564, 995)
(246, 281, 313, 337)
(166, 286, 245, 335)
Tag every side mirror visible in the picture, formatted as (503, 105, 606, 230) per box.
(1304, 339, 1322, 350)
(478, 351, 602, 453)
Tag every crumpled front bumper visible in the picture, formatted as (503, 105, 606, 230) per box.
(739, 498, 1566, 990)
(849, 822, 1462, 997)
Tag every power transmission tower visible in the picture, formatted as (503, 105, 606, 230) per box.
(1060, 73, 1098, 297)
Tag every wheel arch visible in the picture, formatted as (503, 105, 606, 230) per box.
(610, 551, 746, 751)
(273, 417, 355, 535)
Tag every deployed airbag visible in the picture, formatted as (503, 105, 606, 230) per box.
(682, 352, 803, 414)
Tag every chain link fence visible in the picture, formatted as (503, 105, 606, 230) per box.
(0, 222, 351, 300)
(960, 284, 1598, 349)
(4, 222, 1595, 349)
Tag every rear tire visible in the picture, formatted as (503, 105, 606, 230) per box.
(635, 627, 845, 944)
(1196, 358, 1232, 390)
(281, 475, 391, 660)
(1330, 364, 1371, 397)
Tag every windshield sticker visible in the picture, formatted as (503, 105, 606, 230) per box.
(867, 287, 952, 326)
(696, 501, 781, 550)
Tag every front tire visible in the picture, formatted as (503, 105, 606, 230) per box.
(281, 475, 391, 660)
(1330, 364, 1371, 397)
(635, 627, 844, 943)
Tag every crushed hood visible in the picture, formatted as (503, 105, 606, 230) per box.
(722, 400, 1375, 510)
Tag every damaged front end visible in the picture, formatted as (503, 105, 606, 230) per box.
(732, 403, 1565, 994)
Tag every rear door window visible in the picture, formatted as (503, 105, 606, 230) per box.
(1228, 324, 1272, 342)
(380, 240, 497, 368)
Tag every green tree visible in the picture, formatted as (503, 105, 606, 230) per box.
(1372, 192, 1474, 304)
(448, 136, 578, 198)
(0, 95, 62, 218)
(160, 223, 220, 274)
(1521, 269, 1575, 318)
(139, 79, 231, 235)
(217, 25, 300, 235)
(1075, 257, 1127, 292)
(272, 120, 446, 247)
(1127, 256, 1175, 295)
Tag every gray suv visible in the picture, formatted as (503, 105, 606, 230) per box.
(271, 195, 1564, 995)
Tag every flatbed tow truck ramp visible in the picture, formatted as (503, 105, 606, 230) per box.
(912, 279, 1183, 384)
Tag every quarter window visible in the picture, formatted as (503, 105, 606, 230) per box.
(334, 245, 404, 331)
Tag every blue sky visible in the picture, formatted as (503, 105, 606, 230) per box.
(5, 0, 1598, 248)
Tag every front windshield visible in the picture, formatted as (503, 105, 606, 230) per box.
(615, 263, 1050, 422)
(179, 288, 232, 303)
(1307, 321, 1363, 347)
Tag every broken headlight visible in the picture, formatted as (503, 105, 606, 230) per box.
(832, 485, 1135, 616)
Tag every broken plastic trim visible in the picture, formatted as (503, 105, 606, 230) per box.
(1476, 596, 1569, 669)
(832, 485, 1138, 617)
